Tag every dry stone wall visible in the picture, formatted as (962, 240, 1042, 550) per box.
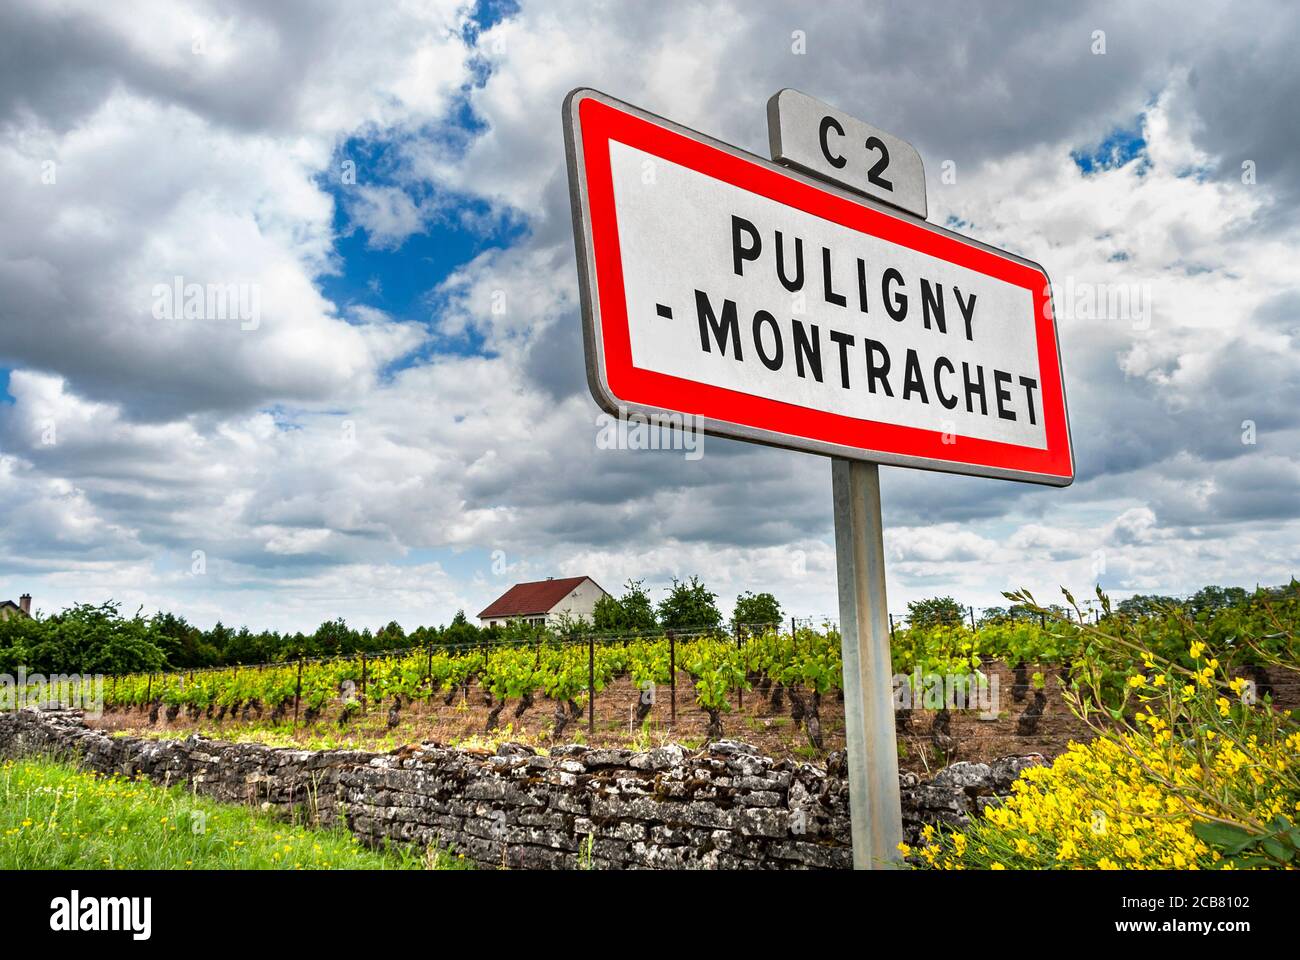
(0, 708, 1042, 869)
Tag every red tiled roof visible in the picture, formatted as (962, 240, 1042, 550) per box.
(477, 577, 594, 619)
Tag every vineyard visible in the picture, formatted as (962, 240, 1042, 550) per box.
(73, 584, 1300, 770)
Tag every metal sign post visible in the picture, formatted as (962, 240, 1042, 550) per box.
(831, 458, 902, 867)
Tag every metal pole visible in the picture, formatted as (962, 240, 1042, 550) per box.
(587, 633, 595, 734)
(831, 457, 903, 869)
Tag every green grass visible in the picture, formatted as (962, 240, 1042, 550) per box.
(121, 723, 411, 753)
(0, 756, 468, 870)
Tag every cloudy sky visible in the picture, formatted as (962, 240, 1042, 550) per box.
(1, 0, 1296, 631)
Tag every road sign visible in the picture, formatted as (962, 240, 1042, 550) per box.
(564, 87, 1075, 871)
(563, 88, 1073, 487)
(767, 88, 927, 218)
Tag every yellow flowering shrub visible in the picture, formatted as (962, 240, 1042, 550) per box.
(907, 586, 1299, 870)
(908, 731, 1298, 869)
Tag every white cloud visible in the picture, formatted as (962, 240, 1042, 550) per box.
(1, 1, 1297, 632)
(348, 185, 433, 250)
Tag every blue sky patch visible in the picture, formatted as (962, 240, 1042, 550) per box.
(315, 123, 526, 376)
(1072, 118, 1149, 175)
(310, 0, 526, 372)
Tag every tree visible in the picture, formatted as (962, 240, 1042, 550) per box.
(282, 631, 311, 660)
(312, 618, 356, 656)
(657, 576, 722, 631)
(376, 620, 406, 649)
(978, 604, 1037, 626)
(0, 610, 45, 673)
(591, 593, 624, 632)
(1188, 585, 1249, 614)
(203, 621, 235, 661)
(441, 610, 480, 648)
(11, 602, 167, 674)
(154, 612, 221, 667)
(1116, 594, 1181, 618)
(549, 611, 589, 635)
(410, 624, 441, 649)
(593, 580, 658, 633)
(733, 591, 782, 631)
(619, 580, 658, 631)
(223, 626, 267, 665)
(907, 596, 965, 630)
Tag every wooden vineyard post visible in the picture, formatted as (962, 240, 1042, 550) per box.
(735, 622, 743, 710)
(587, 633, 595, 734)
(293, 658, 303, 727)
(146, 673, 152, 703)
(969, 606, 977, 631)
(360, 652, 367, 712)
(668, 631, 676, 725)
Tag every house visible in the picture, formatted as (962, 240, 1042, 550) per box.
(0, 594, 32, 622)
(477, 577, 609, 629)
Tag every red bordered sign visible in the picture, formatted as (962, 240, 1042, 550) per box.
(563, 88, 1074, 486)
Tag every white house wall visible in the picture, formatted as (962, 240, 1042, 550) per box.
(546, 578, 607, 625)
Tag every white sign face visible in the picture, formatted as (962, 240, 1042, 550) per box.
(612, 140, 1042, 449)
(767, 88, 927, 219)
(565, 89, 1073, 485)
